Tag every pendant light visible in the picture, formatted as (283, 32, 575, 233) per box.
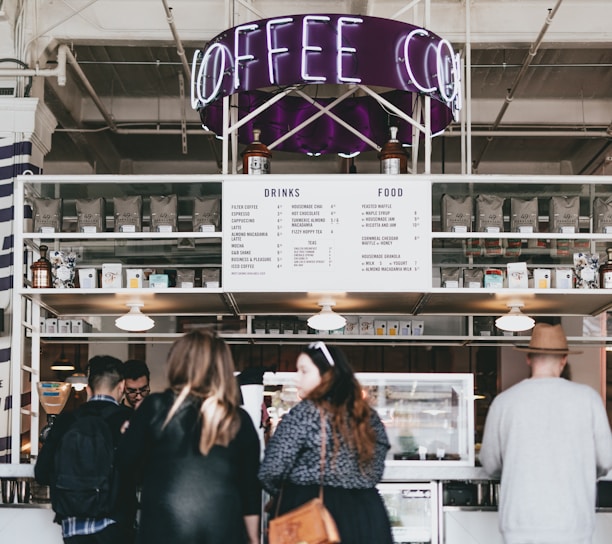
(307, 300, 346, 331)
(65, 345, 88, 391)
(50, 347, 75, 371)
(115, 303, 155, 332)
(495, 303, 535, 332)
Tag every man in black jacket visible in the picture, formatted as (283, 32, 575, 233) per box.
(121, 359, 150, 410)
(35, 355, 136, 544)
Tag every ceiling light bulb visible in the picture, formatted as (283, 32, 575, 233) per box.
(307, 302, 346, 331)
(66, 372, 88, 391)
(115, 303, 155, 332)
(495, 304, 535, 332)
(50, 349, 75, 371)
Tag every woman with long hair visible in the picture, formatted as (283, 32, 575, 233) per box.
(258, 342, 393, 543)
(117, 329, 261, 544)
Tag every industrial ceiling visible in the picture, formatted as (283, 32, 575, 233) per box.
(1, 0, 611, 178)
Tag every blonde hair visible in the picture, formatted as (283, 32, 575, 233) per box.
(162, 329, 241, 454)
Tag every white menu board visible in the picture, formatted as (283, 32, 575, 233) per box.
(223, 177, 432, 292)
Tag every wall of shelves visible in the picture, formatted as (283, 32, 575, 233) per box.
(6, 172, 612, 468)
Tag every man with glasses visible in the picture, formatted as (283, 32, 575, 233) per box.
(122, 359, 151, 410)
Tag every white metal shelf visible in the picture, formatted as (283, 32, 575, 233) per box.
(432, 232, 611, 240)
(20, 287, 230, 316)
(11, 172, 612, 468)
(22, 231, 222, 239)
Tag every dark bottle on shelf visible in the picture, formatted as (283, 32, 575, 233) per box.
(30, 244, 53, 288)
(242, 129, 271, 175)
(600, 247, 612, 289)
(378, 126, 408, 174)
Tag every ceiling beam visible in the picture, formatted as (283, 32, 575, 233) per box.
(44, 76, 123, 173)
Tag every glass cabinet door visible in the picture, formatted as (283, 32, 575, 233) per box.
(379, 482, 440, 543)
(263, 372, 475, 466)
(359, 373, 474, 466)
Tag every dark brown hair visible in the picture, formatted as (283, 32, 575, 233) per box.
(302, 343, 377, 469)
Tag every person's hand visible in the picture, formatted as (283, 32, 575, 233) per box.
(120, 419, 130, 434)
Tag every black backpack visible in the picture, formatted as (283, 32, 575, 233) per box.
(51, 410, 119, 518)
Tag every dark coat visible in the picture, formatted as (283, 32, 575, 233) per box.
(116, 390, 261, 544)
(34, 399, 137, 528)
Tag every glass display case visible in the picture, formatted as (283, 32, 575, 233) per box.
(263, 372, 475, 466)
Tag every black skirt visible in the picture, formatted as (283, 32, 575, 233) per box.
(274, 483, 393, 544)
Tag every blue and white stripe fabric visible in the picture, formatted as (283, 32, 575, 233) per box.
(0, 134, 42, 463)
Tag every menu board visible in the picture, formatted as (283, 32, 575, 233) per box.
(223, 177, 432, 292)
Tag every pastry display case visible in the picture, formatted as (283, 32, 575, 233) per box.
(263, 372, 475, 467)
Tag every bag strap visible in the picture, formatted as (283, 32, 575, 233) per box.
(274, 406, 328, 516)
(318, 408, 326, 500)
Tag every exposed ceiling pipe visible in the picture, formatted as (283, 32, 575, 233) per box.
(56, 128, 215, 136)
(160, 0, 222, 168)
(578, 141, 612, 175)
(0, 43, 68, 85)
(64, 46, 118, 132)
(160, 0, 191, 82)
(450, 130, 611, 138)
(53, 127, 609, 138)
(472, 0, 564, 170)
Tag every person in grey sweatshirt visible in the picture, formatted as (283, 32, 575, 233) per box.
(479, 323, 612, 544)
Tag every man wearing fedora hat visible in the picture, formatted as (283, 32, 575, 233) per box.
(480, 323, 612, 544)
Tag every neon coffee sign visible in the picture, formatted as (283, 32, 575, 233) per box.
(191, 14, 461, 154)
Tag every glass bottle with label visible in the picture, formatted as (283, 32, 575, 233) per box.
(31, 244, 53, 288)
(600, 247, 612, 288)
(242, 129, 271, 175)
(378, 126, 408, 174)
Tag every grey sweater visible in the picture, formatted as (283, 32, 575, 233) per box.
(480, 378, 612, 544)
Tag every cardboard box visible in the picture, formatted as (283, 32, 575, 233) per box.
(45, 318, 58, 334)
(359, 316, 374, 335)
(58, 319, 71, 334)
(507, 262, 528, 289)
(343, 316, 360, 335)
(252, 317, 266, 334)
(399, 320, 412, 336)
(374, 319, 387, 335)
(126, 268, 144, 288)
(555, 268, 574, 289)
(266, 318, 281, 335)
(71, 319, 83, 333)
(149, 274, 169, 288)
(387, 320, 399, 335)
(78, 268, 98, 289)
(102, 263, 122, 288)
(412, 320, 425, 336)
(533, 268, 551, 289)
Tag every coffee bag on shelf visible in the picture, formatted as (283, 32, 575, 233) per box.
(193, 196, 221, 232)
(76, 198, 106, 233)
(150, 194, 177, 232)
(32, 198, 62, 233)
(113, 195, 142, 232)
(441, 194, 472, 232)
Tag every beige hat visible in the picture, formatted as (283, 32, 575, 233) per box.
(514, 323, 582, 355)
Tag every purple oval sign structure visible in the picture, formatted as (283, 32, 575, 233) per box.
(191, 14, 461, 155)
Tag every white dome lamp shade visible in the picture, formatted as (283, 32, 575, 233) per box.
(115, 303, 155, 332)
(307, 300, 346, 331)
(66, 372, 88, 391)
(495, 303, 535, 332)
(63, 345, 88, 391)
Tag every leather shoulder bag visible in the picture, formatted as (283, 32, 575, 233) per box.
(268, 409, 341, 544)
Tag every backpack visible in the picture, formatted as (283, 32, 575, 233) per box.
(51, 410, 120, 518)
